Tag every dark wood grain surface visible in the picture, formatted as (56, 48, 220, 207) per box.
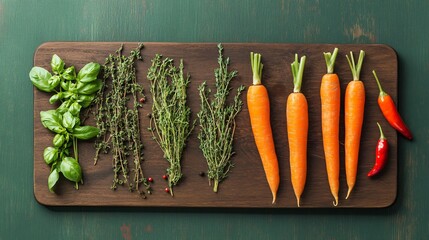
(33, 42, 397, 208)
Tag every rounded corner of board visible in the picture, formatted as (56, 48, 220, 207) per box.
(376, 191, 398, 209)
(33, 42, 53, 65)
(377, 44, 398, 58)
(34, 42, 52, 53)
(33, 185, 54, 207)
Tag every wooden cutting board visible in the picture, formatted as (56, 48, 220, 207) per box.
(33, 42, 398, 208)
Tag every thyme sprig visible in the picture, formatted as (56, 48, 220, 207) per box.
(197, 44, 245, 192)
(147, 54, 194, 196)
(93, 43, 150, 197)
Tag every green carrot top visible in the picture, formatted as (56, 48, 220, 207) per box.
(346, 50, 365, 81)
(250, 52, 263, 85)
(291, 54, 306, 93)
(323, 47, 339, 74)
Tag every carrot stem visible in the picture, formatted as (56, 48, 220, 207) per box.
(323, 48, 338, 74)
(291, 54, 306, 93)
(346, 50, 365, 80)
(251, 52, 263, 85)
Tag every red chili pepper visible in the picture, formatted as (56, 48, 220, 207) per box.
(368, 122, 389, 177)
(373, 70, 412, 140)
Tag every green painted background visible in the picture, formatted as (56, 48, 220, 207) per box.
(1, 0, 427, 239)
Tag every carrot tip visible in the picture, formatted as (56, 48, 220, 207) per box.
(345, 187, 353, 199)
(333, 197, 338, 207)
(297, 197, 301, 207)
(272, 194, 277, 204)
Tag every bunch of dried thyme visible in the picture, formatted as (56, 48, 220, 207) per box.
(197, 44, 245, 192)
(93, 43, 150, 197)
(147, 54, 194, 196)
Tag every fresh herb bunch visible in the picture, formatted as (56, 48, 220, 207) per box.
(197, 44, 245, 192)
(94, 44, 150, 197)
(30, 55, 101, 192)
(147, 54, 194, 196)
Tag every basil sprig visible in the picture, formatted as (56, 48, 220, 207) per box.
(30, 54, 101, 192)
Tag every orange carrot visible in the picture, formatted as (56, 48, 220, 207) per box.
(320, 48, 340, 206)
(345, 50, 366, 199)
(286, 54, 308, 207)
(248, 52, 280, 204)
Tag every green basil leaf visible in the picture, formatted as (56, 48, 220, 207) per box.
(68, 102, 82, 116)
(62, 91, 74, 99)
(43, 146, 58, 165)
(29, 67, 54, 92)
(48, 168, 60, 193)
(40, 110, 65, 134)
(60, 157, 82, 183)
(77, 79, 103, 95)
(77, 94, 95, 108)
(72, 126, 99, 140)
(51, 54, 65, 74)
(76, 62, 100, 83)
(60, 80, 69, 91)
(51, 161, 59, 172)
(68, 83, 77, 94)
(57, 100, 71, 114)
(63, 147, 70, 156)
(62, 111, 76, 130)
(59, 146, 70, 160)
(48, 75, 61, 89)
(62, 66, 76, 81)
(49, 92, 63, 104)
(53, 134, 66, 147)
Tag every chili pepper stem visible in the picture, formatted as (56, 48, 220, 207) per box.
(372, 70, 387, 96)
(377, 122, 386, 140)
